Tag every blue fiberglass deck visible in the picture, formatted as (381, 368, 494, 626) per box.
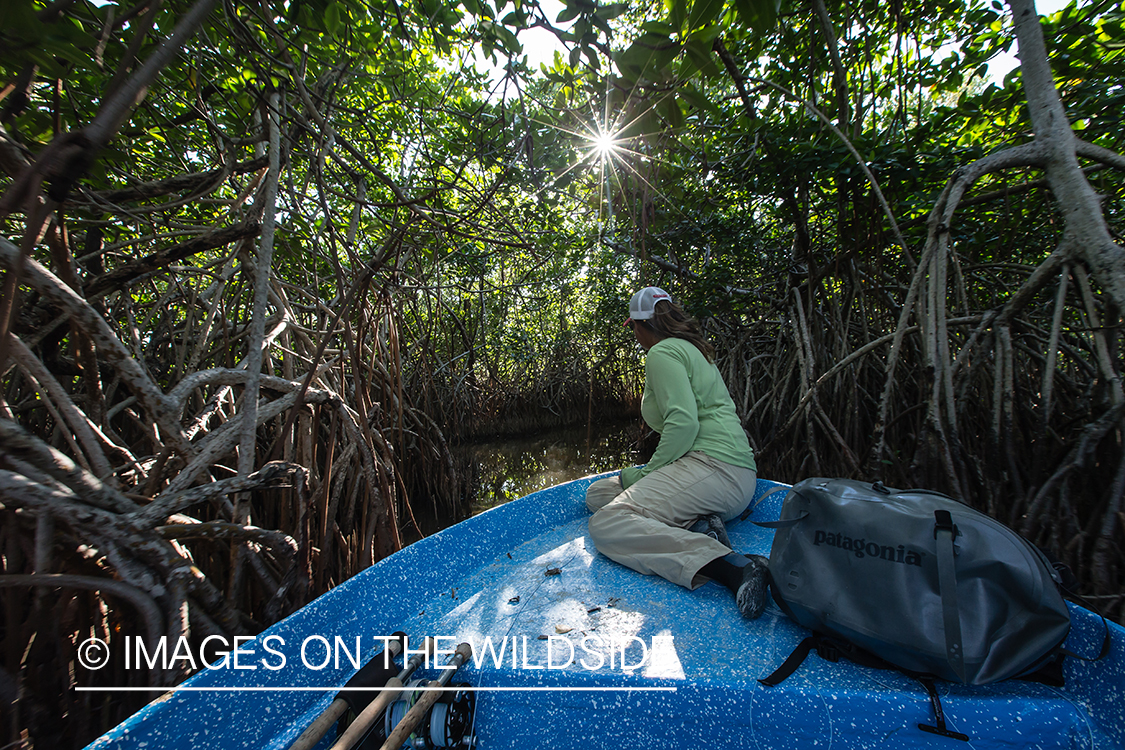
(89, 475, 1125, 749)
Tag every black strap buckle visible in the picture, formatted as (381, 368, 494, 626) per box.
(815, 638, 841, 663)
(933, 509, 957, 539)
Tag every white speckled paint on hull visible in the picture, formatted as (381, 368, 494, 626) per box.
(87, 475, 1125, 749)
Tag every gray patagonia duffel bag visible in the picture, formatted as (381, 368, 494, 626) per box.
(758, 477, 1072, 686)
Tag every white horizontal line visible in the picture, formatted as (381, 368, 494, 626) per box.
(75, 686, 677, 693)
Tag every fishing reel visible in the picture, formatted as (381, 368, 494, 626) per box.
(382, 679, 475, 749)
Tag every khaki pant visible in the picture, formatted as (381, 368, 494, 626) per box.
(585, 451, 757, 590)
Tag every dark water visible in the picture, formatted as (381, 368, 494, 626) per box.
(464, 421, 643, 514)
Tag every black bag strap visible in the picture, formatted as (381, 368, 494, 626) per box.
(760, 634, 973, 743)
(739, 485, 792, 521)
(1057, 594, 1113, 664)
(752, 511, 808, 529)
(934, 510, 967, 683)
(1059, 629, 1112, 663)
(758, 633, 900, 686)
(916, 677, 970, 742)
(757, 635, 819, 687)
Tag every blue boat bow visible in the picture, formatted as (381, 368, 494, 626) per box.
(88, 475, 1125, 749)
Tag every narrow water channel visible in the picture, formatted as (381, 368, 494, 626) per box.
(462, 421, 643, 514)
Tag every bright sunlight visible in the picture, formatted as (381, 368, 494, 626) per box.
(592, 130, 620, 161)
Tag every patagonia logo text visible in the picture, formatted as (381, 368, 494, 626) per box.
(812, 530, 923, 566)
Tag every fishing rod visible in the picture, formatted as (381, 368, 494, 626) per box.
(379, 642, 473, 750)
(329, 637, 437, 750)
(288, 632, 408, 750)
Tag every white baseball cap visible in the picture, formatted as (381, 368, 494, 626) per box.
(626, 286, 672, 325)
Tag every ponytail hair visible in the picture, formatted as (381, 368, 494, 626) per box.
(642, 299, 715, 362)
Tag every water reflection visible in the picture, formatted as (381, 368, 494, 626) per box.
(463, 422, 643, 514)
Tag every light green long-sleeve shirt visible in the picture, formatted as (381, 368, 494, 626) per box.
(620, 337, 756, 489)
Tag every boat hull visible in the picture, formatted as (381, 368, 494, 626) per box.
(88, 475, 1125, 749)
